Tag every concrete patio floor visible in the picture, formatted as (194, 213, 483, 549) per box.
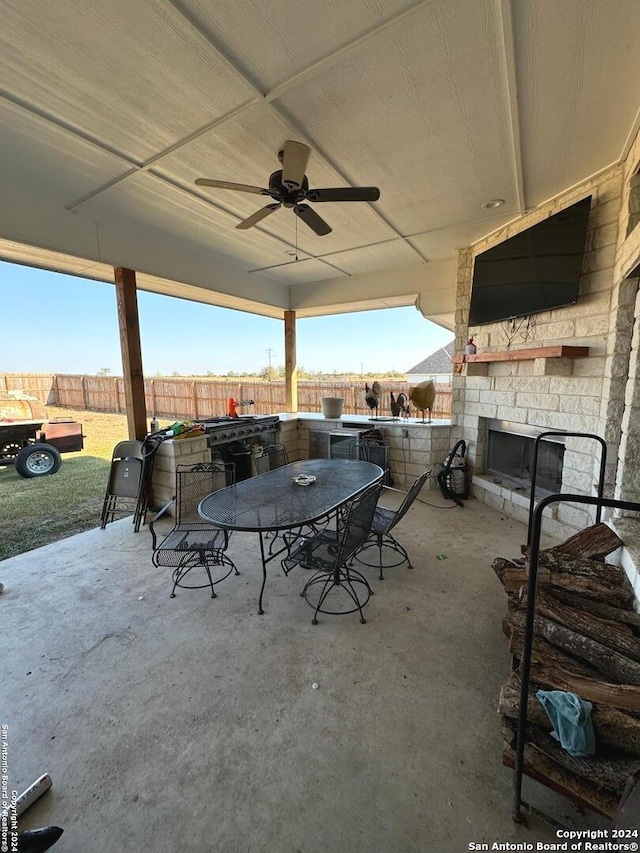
(3, 495, 607, 852)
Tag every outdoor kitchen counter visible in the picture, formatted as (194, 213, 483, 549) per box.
(148, 413, 454, 513)
(282, 413, 453, 491)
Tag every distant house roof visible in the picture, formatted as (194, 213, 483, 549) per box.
(406, 341, 454, 375)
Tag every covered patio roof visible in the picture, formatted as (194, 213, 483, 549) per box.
(2, 1, 640, 329)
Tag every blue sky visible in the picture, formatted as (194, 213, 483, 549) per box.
(0, 261, 453, 375)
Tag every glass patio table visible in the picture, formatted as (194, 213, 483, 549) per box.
(198, 459, 383, 613)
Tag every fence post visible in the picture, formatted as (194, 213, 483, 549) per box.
(192, 381, 198, 420)
(151, 379, 157, 419)
(81, 375, 88, 409)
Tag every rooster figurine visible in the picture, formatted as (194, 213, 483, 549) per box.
(364, 381, 381, 419)
(390, 392, 401, 419)
(396, 392, 410, 419)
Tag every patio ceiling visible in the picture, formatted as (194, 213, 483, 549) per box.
(1, 0, 640, 326)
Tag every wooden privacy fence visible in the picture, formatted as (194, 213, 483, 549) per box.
(0, 373, 57, 405)
(1, 373, 452, 420)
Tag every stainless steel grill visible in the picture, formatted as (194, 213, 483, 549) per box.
(200, 415, 280, 449)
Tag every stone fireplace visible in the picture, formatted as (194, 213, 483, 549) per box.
(485, 420, 565, 495)
(448, 118, 640, 553)
(449, 162, 636, 541)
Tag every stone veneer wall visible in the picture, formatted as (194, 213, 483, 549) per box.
(453, 121, 640, 543)
(150, 433, 210, 512)
(613, 124, 640, 512)
(452, 166, 628, 540)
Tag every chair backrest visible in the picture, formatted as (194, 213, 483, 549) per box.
(356, 437, 381, 463)
(338, 482, 383, 565)
(175, 462, 235, 526)
(113, 440, 144, 461)
(255, 443, 289, 474)
(388, 468, 432, 531)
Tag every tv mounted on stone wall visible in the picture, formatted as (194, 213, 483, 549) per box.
(469, 195, 592, 326)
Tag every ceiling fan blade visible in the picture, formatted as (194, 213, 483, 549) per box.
(306, 187, 380, 203)
(280, 141, 310, 190)
(293, 204, 332, 236)
(195, 179, 271, 195)
(236, 203, 281, 230)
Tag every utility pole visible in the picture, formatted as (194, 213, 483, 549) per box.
(360, 362, 364, 376)
(266, 348, 277, 379)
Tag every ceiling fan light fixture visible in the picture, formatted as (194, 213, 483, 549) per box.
(481, 198, 505, 210)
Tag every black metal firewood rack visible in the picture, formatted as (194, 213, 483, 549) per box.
(513, 430, 640, 823)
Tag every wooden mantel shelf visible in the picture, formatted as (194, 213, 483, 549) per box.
(453, 345, 589, 364)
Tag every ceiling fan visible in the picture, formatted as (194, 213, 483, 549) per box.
(195, 140, 380, 236)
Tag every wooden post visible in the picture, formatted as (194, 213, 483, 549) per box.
(192, 381, 198, 420)
(284, 310, 297, 413)
(151, 378, 157, 419)
(114, 267, 147, 440)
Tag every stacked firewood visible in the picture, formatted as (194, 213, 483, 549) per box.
(494, 523, 640, 818)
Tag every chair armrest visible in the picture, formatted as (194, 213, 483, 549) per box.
(149, 496, 175, 549)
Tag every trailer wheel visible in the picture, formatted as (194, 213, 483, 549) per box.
(15, 443, 62, 478)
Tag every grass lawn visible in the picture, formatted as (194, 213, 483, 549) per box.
(0, 407, 166, 561)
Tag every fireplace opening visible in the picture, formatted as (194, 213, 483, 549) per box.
(486, 423, 565, 494)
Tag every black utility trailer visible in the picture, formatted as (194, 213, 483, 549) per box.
(0, 419, 84, 478)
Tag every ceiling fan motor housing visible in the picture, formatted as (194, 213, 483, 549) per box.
(269, 170, 309, 206)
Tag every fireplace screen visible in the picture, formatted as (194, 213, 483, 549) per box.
(487, 429, 564, 493)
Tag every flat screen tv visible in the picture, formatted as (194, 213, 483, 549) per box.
(469, 195, 592, 326)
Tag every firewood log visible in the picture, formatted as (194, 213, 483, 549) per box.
(534, 617, 640, 685)
(501, 718, 637, 796)
(527, 590, 640, 661)
(508, 621, 600, 678)
(499, 675, 640, 757)
(492, 557, 633, 608)
(534, 551, 626, 589)
(528, 659, 640, 714)
(503, 744, 619, 817)
(547, 588, 640, 632)
(545, 522, 623, 561)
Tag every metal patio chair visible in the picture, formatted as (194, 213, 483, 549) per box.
(254, 443, 289, 474)
(348, 433, 392, 485)
(282, 481, 382, 624)
(150, 461, 238, 598)
(254, 443, 315, 553)
(353, 468, 431, 579)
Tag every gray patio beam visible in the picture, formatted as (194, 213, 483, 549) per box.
(114, 267, 148, 440)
